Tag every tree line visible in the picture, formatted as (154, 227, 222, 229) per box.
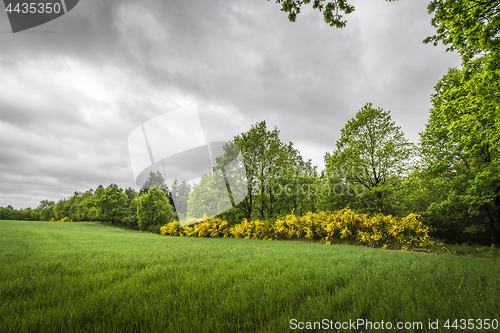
(2, 95, 499, 245)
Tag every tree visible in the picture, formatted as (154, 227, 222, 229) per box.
(54, 198, 71, 220)
(0, 206, 13, 220)
(20, 207, 39, 221)
(419, 61, 500, 245)
(95, 186, 129, 224)
(37, 200, 55, 221)
(123, 187, 139, 226)
(171, 180, 191, 220)
(92, 186, 105, 221)
(141, 171, 175, 209)
(324, 103, 413, 214)
(141, 171, 168, 193)
(74, 190, 97, 221)
(136, 188, 174, 231)
(273, 157, 320, 217)
(187, 171, 232, 220)
(227, 121, 301, 220)
(124, 187, 138, 204)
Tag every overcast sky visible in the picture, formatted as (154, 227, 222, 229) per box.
(0, 0, 461, 209)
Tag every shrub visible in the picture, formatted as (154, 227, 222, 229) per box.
(159, 209, 435, 250)
(136, 189, 174, 231)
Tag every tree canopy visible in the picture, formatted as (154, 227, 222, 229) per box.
(419, 55, 500, 245)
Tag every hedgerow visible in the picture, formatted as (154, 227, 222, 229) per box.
(161, 209, 434, 250)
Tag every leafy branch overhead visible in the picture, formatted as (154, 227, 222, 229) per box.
(272, 0, 499, 67)
(424, 0, 500, 62)
(270, 0, 398, 28)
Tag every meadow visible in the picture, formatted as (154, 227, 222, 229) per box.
(0, 221, 499, 332)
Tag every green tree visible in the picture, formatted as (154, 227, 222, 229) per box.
(141, 171, 168, 193)
(93, 186, 105, 221)
(122, 187, 139, 226)
(74, 191, 97, 221)
(141, 171, 175, 209)
(19, 207, 38, 221)
(419, 61, 500, 245)
(54, 198, 70, 220)
(0, 206, 13, 220)
(228, 121, 301, 220)
(36, 200, 55, 221)
(96, 186, 129, 224)
(273, 158, 320, 217)
(136, 188, 174, 231)
(187, 171, 233, 220)
(324, 103, 414, 214)
(171, 180, 191, 220)
(124, 187, 138, 204)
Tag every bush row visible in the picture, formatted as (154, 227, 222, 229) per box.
(160, 209, 434, 250)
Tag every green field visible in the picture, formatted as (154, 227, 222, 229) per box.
(1, 221, 499, 332)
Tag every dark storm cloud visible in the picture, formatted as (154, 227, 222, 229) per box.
(0, 0, 461, 208)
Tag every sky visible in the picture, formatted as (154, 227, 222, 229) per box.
(0, 0, 462, 209)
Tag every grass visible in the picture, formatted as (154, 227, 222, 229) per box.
(1, 221, 499, 332)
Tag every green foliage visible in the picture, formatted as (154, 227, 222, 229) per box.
(425, 0, 500, 63)
(141, 171, 176, 211)
(95, 186, 128, 224)
(0, 206, 13, 220)
(36, 200, 55, 221)
(136, 188, 174, 231)
(419, 56, 500, 245)
(75, 191, 97, 221)
(18, 207, 38, 221)
(271, 0, 355, 28)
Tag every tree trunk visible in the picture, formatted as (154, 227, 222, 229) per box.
(484, 206, 500, 246)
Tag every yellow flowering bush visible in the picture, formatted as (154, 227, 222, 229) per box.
(159, 209, 434, 250)
(322, 209, 361, 244)
(160, 221, 182, 236)
(302, 211, 327, 240)
(161, 217, 232, 238)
